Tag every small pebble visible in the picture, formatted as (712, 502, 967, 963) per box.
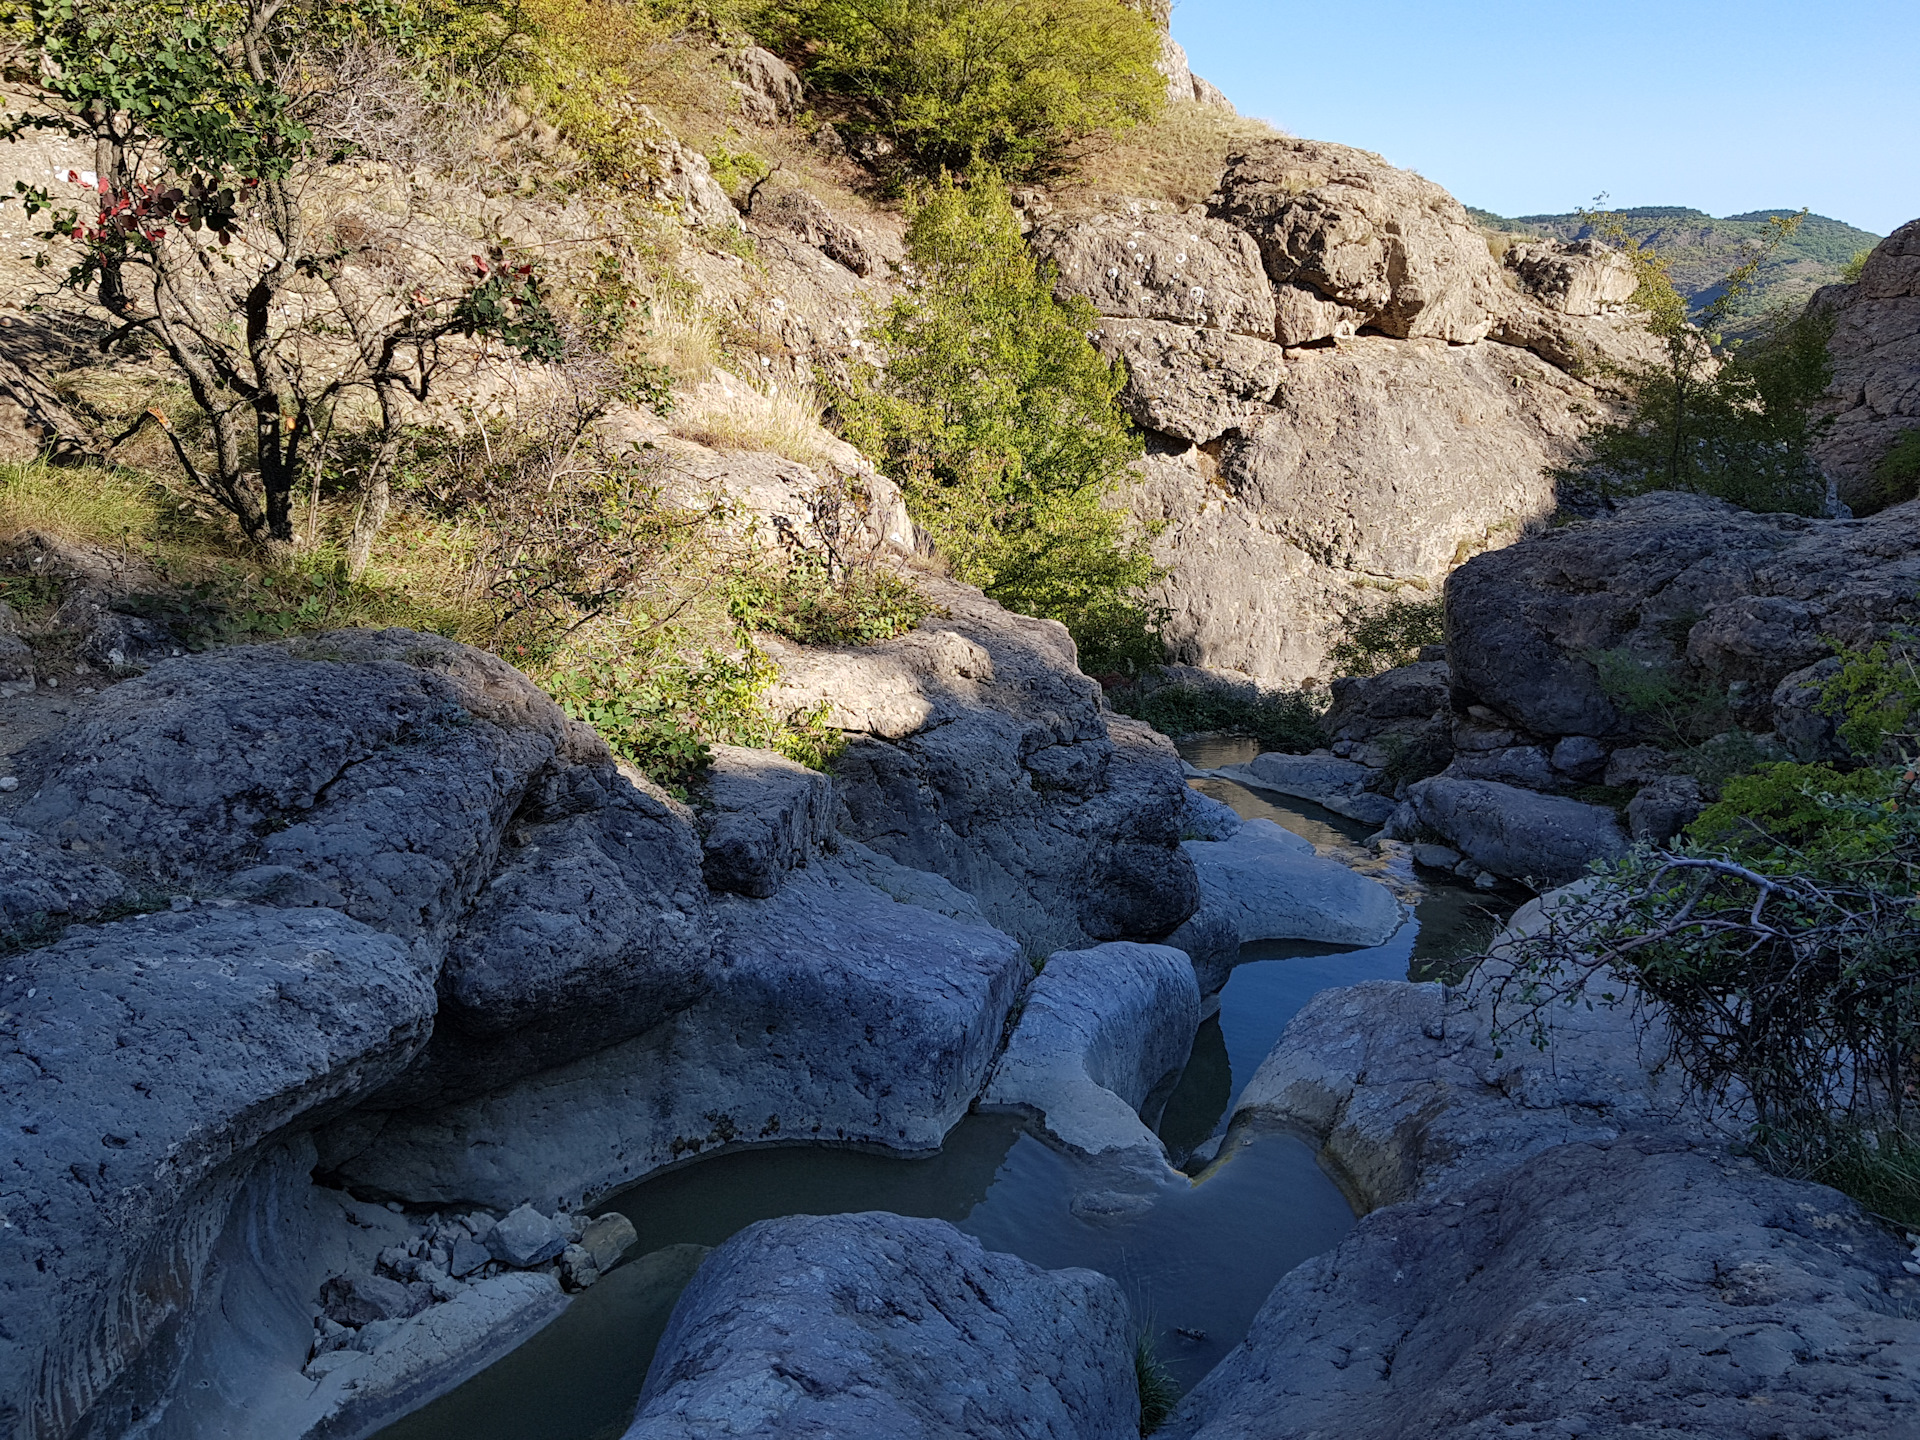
(42, 676, 56, 689)
(0, 776, 17, 791)
(169, 896, 193, 912)
(385, 1201, 404, 1214)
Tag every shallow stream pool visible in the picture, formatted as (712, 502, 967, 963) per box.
(373, 743, 1517, 1440)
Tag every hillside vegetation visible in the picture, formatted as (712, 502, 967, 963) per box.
(1472, 204, 1880, 328)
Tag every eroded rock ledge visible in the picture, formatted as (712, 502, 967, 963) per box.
(1163, 909, 1920, 1439)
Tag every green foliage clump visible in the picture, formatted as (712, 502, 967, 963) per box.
(1485, 633, 1920, 1226)
(1840, 246, 1873, 284)
(830, 173, 1162, 671)
(1109, 682, 1326, 753)
(1133, 1329, 1178, 1435)
(756, 0, 1165, 180)
(1817, 636, 1920, 759)
(543, 640, 841, 791)
(1866, 429, 1920, 513)
(724, 550, 932, 646)
(1588, 648, 1733, 750)
(1557, 209, 1835, 515)
(1687, 762, 1901, 862)
(1326, 594, 1445, 678)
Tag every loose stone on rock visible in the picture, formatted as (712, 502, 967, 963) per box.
(483, 1203, 568, 1268)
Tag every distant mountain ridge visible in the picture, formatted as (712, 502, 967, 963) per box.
(1468, 205, 1882, 326)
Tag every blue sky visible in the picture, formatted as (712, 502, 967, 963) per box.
(1172, 0, 1918, 237)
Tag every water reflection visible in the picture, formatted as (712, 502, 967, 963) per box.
(373, 757, 1518, 1440)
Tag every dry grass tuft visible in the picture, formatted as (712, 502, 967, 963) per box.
(1062, 105, 1286, 209)
(668, 370, 835, 466)
(0, 460, 168, 548)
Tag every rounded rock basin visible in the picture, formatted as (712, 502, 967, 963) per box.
(373, 746, 1518, 1440)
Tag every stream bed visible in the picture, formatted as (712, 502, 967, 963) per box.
(373, 741, 1519, 1440)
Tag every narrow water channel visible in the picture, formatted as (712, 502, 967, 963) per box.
(373, 740, 1517, 1440)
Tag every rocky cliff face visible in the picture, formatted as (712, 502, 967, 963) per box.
(1032, 139, 1661, 686)
(1813, 217, 1920, 507)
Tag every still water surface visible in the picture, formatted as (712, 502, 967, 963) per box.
(374, 746, 1514, 1440)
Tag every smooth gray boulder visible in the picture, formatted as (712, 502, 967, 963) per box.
(626, 1212, 1140, 1440)
(0, 906, 434, 1440)
(15, 630, 598, 944)
(1235, 750, 1396, 824)
(1183, 819, 1402, 947)
(982, 942, 1200, 1160)
(1392, 777, 1626, 886)
(1177, 784, 1244, 842)
(411, 759, 714, 1103)
(331, 859, 1028, 1212)
(1627, 773, 1704, 844)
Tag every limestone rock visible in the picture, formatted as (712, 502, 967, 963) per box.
(1445, 492, 1920, 740)
(768, 578, 1199, 954)
(626, 1213, 1139, 1440)
(982, 942, 1200, 1160)
(1183, 818, 1402, 946)
(1391, 777, 1626, 886)
(1167, 1139, 1920, 1440)
(1771, 657, 1848, 760)
(633, 109, 736, 228)
(1627, 773, 1704, 845)
(320, 1274, 421, 1327)
(483, 1205, 567, 1268)
(1271, 281, 1363, 345)
(579, 1213, 638, 1273)
(1190, 74, 1234, 112)
(728, 46, 801, 126)
(0, 907, 434, 1440)
(1812, 217, 1920, 507)
(1440, 743, 1558, 792)
(0, 820, 132, 944)
(1323, 660, 1451, 743)
(1031, 207, 1277, 338)
(1210, 137, 1509, 343)
(747, 180, 874, 276)
(331, 860, 1028, 1212)
(1502, 238, 1637, 316)
(1177, 784, 1244, 842)
(697, 744, 835, 898)
(15, 633, 589, 943)
(1238, 750, 1396, 824)
(415, 759, 713, 1102)
(1092, 317, 1286, 444)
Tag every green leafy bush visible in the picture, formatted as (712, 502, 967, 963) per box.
(1556, 210, 1834, 515)
(724, 550, 932, 645)
(756, 0, 1165, 179)
(1110, 684, 1326, 753)
(543, 640, 842, 791)
(1484, 634, 1920, 1226)
(830, 173, 1162, 671)
(1326, 595, 1444, 678)
(1816, 635, 1920, 759)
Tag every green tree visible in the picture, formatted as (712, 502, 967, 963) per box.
(1560, 208, 1833, 515)
(830, 172, 1161, 669)
(756, 0, 1165, 179)
(2, 0, 559, 569)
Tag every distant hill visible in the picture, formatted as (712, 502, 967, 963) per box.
(1467, 205, 1881, 329)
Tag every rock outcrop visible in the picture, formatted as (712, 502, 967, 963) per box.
(0, 554, 1205, 1438)
(765, 577, 1200, 955)
(1033, 141, 1662, 686)
(626, 1212, 1140, 1440)
(1166, 919, 1920, 1439)
(1446, 490, 1920, 743)
(1813, 217, 1920, 507)
(981, 942, 1200, 1162)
